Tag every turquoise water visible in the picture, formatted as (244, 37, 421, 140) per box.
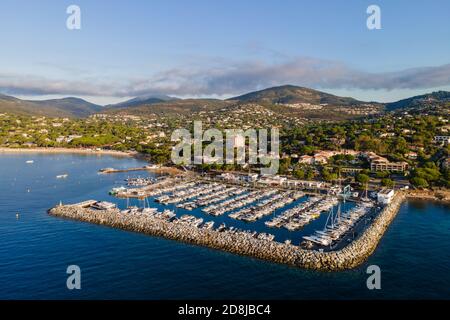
(0, 153, 449, 299)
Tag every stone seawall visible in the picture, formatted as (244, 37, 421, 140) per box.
(48, 192, 407, 271)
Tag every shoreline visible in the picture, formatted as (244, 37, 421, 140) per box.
(48, 191, 438, 271)
(406, 190, 450, 203)
(0, 147, 137, 158)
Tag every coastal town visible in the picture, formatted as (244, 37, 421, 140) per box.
(1, 103, 449, 190)
(1, 88, 449, 270)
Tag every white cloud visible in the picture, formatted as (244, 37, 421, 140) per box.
(1, 57, 450, 99)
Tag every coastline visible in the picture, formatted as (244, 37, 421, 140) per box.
(0, 147, 137, 158)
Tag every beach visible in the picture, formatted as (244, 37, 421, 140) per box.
(0, 147, 136, 157)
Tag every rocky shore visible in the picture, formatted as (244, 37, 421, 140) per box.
(406, 189, 450, 203)
(48, 191, 410, 271)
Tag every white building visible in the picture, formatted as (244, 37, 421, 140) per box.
(377, 189, 395, 205)
(434, 136, 450, 143)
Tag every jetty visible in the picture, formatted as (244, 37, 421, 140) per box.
(99, 165, 182, 176)
(48, 191, 408, 271)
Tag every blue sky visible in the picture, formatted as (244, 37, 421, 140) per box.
(0, 0, 449, 104)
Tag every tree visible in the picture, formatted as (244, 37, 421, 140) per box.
(356, 173, 370, 196)
(381, 178, 395, 188)
(356, 173, 370, 185)
(410, 177, 429, 188)
(293, 169, 305, 180)
(376, 171, 390, 179)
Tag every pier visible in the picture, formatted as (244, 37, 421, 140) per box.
(99, 165, 182, 176)
(48, 191, 407, 271)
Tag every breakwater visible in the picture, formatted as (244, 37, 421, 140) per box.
(48, 192, 407, 271)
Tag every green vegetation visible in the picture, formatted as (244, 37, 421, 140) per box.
(0, 100, 449, 189)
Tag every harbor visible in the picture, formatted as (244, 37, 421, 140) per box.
(46, 169, 414, 270)
(48, 189, 406, 270)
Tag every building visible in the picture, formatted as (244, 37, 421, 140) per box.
(298, 155, 314, 165)
(370, 159, 408, 172)
(259, 175, 287, 186)
(434, 136, 450, 143)
(340, 167, 363, 174)
(406, 152, 418, 160)
(298, 150, 360, 166)
(377, 189, 395, 205)
(366, 152, 408, 172)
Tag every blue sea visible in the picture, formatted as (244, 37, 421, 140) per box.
(0, 153, 449, 299)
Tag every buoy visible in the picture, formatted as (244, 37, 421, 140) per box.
(16, 213, 19, 219)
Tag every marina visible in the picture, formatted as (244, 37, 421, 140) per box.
(48, 187, 405, 270)
(44, 167, 407, 271)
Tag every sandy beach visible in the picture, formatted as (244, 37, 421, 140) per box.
(0, 147, 136, 158)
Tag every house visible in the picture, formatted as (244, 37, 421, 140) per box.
(434, 136, 450, 143)
(406, 152, 418, 160)
(313, 155, 328, 164)
(298, 155, 314, 165)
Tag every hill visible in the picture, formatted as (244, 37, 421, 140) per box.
(228, 85, 365, 106)
(0, 95, 102, 117)
(106, 94, 178, 109)
(2, 86, 449, 120)
(105, 98, 231, 116)
(386, 91, 450, 110)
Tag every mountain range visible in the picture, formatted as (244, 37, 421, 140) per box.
(0, 85, 449, 119)
(0, 94, 102, 117)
